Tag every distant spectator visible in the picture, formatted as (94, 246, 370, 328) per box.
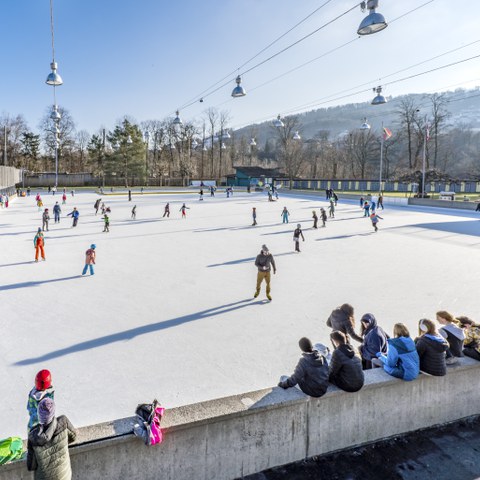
(436, 311, 464, 364)
(278, 337, 329, 398)
(328, 331, 364, 392)
(359, 313, 389, 369)
(376, 323, 419, 381)
(27, 398, 77, 479)
(327, 303, 363, 345)
(457, 316, 480, 361)
(415, 319, 448, 376)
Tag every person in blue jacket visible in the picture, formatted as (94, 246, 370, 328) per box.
(53, 202, 61, 223)
(376, 323, 419, 381)
(67, 207, 80, 227)
(359, 313, 389, 369)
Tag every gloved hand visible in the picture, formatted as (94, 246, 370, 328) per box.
(278, 381, 288, 389)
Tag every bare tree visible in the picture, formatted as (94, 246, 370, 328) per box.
(429, 93, 450, 169)
(396, 97, 420, 169)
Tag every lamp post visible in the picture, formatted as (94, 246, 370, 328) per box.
(249, 138, 256, 166)
(422, 114, 428, 198)
(125, 135, 132, 188)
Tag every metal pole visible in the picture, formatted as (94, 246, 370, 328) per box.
(379, 121, 384, 195)
(4, 125, 7, 166)
(421, 114, 427, 198)
(102, 128, 106, 188)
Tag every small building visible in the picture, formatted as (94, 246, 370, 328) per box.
(226, 167, 283, 187)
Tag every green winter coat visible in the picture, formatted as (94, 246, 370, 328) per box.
(27, 416, 77, 480)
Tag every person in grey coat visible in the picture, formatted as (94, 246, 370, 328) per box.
(326, 303, 363, 343)
(27, 398, 77, 480)
(278, 337, 329, 397)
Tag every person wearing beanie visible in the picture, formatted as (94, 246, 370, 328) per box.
(27, 398, 77, 480)
(27, 370, 55, 431)
(82, 244, 96, 276)
(359, 313, 389, 369)
(33, 228, 46, 263)
(293, 224, 305, 252)
(278, 337, 329, 397)
(320, 207, 327, 227)
(254, 244, 276, 301)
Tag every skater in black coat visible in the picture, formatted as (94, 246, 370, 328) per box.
(327, 304, 363, 343)
(415, 319, 448, 376)
(312, 211, 318, 229)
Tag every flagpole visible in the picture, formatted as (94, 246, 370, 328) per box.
(379, 121, 384, 195)
(422, 114, 427, 197)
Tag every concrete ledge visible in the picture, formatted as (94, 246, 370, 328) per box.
(408, 197, 479, 210)
(2, 357, 479, 480)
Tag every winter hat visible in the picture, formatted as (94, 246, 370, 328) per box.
(299, 337, 313, 353)
(361, 313, 376, 325)
(37, 227, 41, 232)
(261, 244, 269, 252)
(297, 224, 301, 228)
(38, 398, 55, 425)
(90, 244, 96, 249)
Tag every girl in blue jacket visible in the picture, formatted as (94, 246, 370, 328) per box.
(377, 323, 420, 381)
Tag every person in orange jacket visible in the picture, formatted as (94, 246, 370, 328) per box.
(33, 228, 46, 262)
(82, 244, 96, 276)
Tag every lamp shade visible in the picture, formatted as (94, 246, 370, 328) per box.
(357, 1, 387, 36)
(173, 110, 183, 126)
(360, 118, 371, 130)
(293, 131, 301, 140)
(273, 115, 284, 128)
(46, 62, 63, 86)
(231, 75, 246, 98)
(371, 86, 386, 105)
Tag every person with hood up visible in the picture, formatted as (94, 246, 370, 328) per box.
(376, 323, 419, 381)
(27, 370, 55, 431)
(254, 244, 276, 301)
(293, 224, 305, 252)
(34, 228, 46, 262)
(42, 208, 50, 232)
(457, 316, 480, 361)
(359, 313, 389, 369)
(326, 303, 363, 344)
(415, 319, 448, 376)
(436, 310, 464, 364)
(328, 331, 364, 392)
(27, 398, 77, 480)
(278, 337, 329, 397)
(53, 202, 61, 223)
(82, 244, 96, 276)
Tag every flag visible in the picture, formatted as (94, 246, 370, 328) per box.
(382, 127, 392, 140)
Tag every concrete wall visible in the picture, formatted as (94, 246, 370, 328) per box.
(0, 166, 21, 189)
(2, 358, 479, 480)
(408, 197, 479, 211)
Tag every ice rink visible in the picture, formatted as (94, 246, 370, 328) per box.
(1, 189, 480, 438)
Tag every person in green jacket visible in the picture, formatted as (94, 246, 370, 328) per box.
(27, 398, 77, 480)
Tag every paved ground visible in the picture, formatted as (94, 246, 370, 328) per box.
(242, 416, 480, 480)
(1, 189, 480, 438)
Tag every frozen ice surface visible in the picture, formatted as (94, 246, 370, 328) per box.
(1, 190, 480, 437)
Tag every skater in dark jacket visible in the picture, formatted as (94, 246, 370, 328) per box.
(415, 319, 448, 376)
(293, 224, 305, 252)
(254, 244, 276, 301)
(53, 202, 61, 223)
(131, 205, 137, 220)
(320, 207, 327, 227)
(163, 203, 170, 217)
(457, 316, 480, 361)
(329, 331, 364, 392)
(359, 313, 389, 369)
(278, 337, 329, 398)
(437, 311, 464, 363)
(312, 211, 318, 229)
(327, 303, 363, 343)
(94, 198, 101, 215)
(252, 207, 257, 226)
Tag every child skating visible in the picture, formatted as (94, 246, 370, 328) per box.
(328, 199, 335, 218)
(293, 224, 305, 252)
(82, 244, 96, 276)
(53, 202, 61, 223)
(42, 208, 50, 231)
(33, 228, 46, 262)
(67, 207, 80, 227)
(199, 189, 204, 201)
(370, 212, 383, 232)
(363, 201, 370, 217)
(179, 203, 190, 218)
(131, 205, 137, 219)
(103, 214, 110, 232)
(312, 211, 318, 229)
(281, 207, 290, 224)
(320, 208, 327, 227)
(163, 203, 170, 218)
(62, 192, 67, 205)
(252, 207, 257, 226)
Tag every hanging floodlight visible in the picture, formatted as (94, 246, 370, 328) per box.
(360, 117, 371, 130)
(273, 115, 284, 128)
(173, 110, 183, 126)
(250, 138, 257, 147)
(358, 0, 387, 36)
(144, 131, 150, 143)
(293, 131, 302, 141)
(222, 130, 231, 139)
(202, 144, 208, 151)
(127, 135, 133, 144)
(221, 142, 227, 150)
(371, 86, 386, 105)
(50, 105, 61, 121)
(192, 139, 198, 149)
(231, 75, 247, 98)
(46, 61, 63, 86)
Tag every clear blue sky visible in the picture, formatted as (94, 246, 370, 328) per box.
(3, 0, 480, 133)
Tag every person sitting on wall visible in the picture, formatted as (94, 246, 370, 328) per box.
(328, 331, 364, 392)
(436, 311, 464, 365)
(359, 313, 389, 370)
(456, 316, 480, 361)
(415, 319, 448, 376)
(278, 337, 329, 398)
(375, 323, 419, 381)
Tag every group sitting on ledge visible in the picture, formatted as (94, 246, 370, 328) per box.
(279, 304, 480, 397)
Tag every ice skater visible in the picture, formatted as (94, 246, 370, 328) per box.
(254, 244, 276, 301)
(332, 192, 338, 206)
(94, 198, 101, 215)
(42, 208, 50, 231)
(281, 206, 290, 224)
(360, 196, 364, 208)
(103, 213, 110, 232)
(53, 202, 61, 223)
(320, 208, 327, 227)
(252, 207, 257, 226)
(199, 189, 204, 201)
(71, 189, 75, 197)
(163, 203, 170, 218)
(131, 205, 137, 219)
(363, 201, 370, 217)
(62, 192, 67, 205)
(67, 207, 80, 227)
(37, 197, 43, 211)
(82, 244, 96, 276)
(370, 212, 383, 232)
(179, 203, 190, 218)
(312, 211, 318, 229)
(210, 186, 216, 197)
(33, 228, 46, 262)
(378, 195, 384, 210)
(476, 202, 480, 212)
(328, 199, 335, 218)
(293, 224, 305, 252)
(128, 189, 132, 201)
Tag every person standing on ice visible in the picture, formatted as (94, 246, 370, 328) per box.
(94, 198, 101, 215)
(53, 202, 61, 223)
(360, 196, 364, 208)
(252, 207, 257, 226)
(320, 207, 327, 227)
(67, 207, 80, 227)
(179, 203, 190, 218)
(199, 189, 204, 201)
(312, 211, 318, 229)
(370, 212, 383, 232)
(163, 203, 170, 218)
(254, 244, 276, 301)
(103, 213, 110, 232)
(378, 195, 384, 210)
(34, 228, 46, 262)
(82, 244, 96, 276)
(131, 205, 137, 219)
(281, 206, 290, 224)
(363, 201, 370, 217)
(328, 199, 335, 218)
(293, 224, 305, 252)
(128, 189, 132, 201)
(62, 192, 67, 205)
(42, 208, 50, 232)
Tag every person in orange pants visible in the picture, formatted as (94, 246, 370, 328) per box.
(34, 228, 45, 262)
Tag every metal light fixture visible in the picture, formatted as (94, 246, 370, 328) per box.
(357, 0, 387, 36)
(222, 130, 231, 139)
(173, 110, 183, 126)
(273, 115, 284, 128)
(250, 138, 257, 147)
(231, 75, 247, 98)
(46, 62, 63, 86)
(221, 142, 227, 150)
(127, 135, 133, 144)
(360, 118, 371, 130)
(293, 131, 301, 141)
(371, 86, 386, 105)
(192, 139, 198, 149)
(144, 131, 150, 143)
(202, 144, 208, 151)
(170, 144, 176, 150)
(50, 105, 61, 121)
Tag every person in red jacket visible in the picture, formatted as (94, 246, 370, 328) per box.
(33, 228, 46, 262)
(82, 244, 96, 276)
